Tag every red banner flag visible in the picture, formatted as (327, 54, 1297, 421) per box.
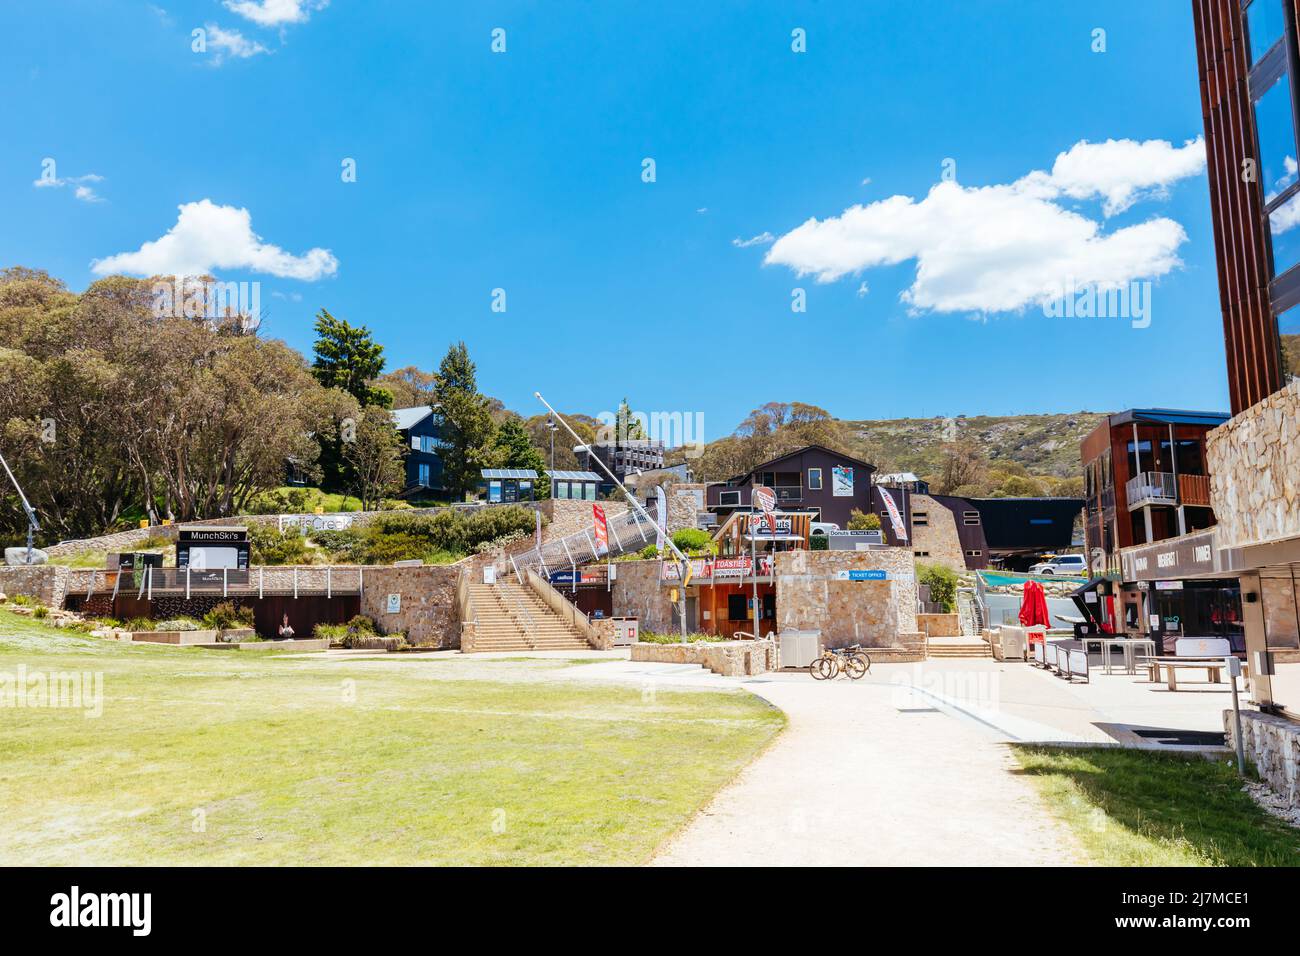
(593, 504, 608, 555)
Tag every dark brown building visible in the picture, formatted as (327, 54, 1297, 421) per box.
(1080, 409, 1228, 576)
(705, 445, 876, 528)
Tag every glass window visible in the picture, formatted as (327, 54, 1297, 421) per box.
(556, 481, 569, 499)
(584, 483, 596, 501)
(1270, 191, 1300, 275)
(1247, 0, 1286, 66)
(1254, 71, 1299, 205)
(808, 467, 822, 490)
(418, 463, 430, 487)
(1279, 302, 1300, 382)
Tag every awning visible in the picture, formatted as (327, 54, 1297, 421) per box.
(481, 468, 538, 480)
(743, 533, 805, 543)
(1071, 576, 1109, 630)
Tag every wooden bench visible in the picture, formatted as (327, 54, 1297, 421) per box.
(1138, 656, 1238, 691)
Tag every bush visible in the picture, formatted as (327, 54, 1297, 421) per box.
(345, 614, 378, 635)
(154, 618, 200, 631)
(250, 526, 314, 565)
(638, 630, 727, 644)
(308, 527, 364, 561)
(353, 506, 541, 564)
(671, 528, 714, 556)
(917, 562, 958, 612)
(847, 509, 882, 532)
(202, 602, 254, 630)
(32, 605, 48, 619)
(124, 617, 154, 632)
(8, 594, 39, 607)
(809, 534, 829, 551)
(638, 544, 659, 560)
(313, 622, 348, 642)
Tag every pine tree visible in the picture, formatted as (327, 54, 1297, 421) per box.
(311, 309, 389, 407)
(433, 342, 498, 500)
(494, 417, 550, 498)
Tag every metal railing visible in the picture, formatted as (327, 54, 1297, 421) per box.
(1126, 471, 1178, 509)
(70, 565, 366, 601)
(503, 501, 661, 583)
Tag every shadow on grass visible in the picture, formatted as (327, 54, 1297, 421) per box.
(1011, 745, 1300, 866)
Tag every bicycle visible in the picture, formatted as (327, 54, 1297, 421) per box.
(808, 644, 871, 680)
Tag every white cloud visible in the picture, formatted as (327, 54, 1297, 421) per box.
(223, 0, 328, 27)
(91, 199, 338, 280)
(1020, 136, 1206, 216)
(732, 231, 775, 248)
(856, 281, 869, 298)
(764, 137, 1203, 316)
(33, 172, 104, 203)
(205, 23, 270, 63)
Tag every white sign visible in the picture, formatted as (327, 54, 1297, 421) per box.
(878, 486, 907, 542)
(386, 593, 401, 614)
(279, 513, 355, 532)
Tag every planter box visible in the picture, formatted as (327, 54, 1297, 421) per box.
(217, 628, 256, 643)
(131, 629, 219, 645)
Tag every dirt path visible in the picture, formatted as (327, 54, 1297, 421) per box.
(649, 676, 1082, 866)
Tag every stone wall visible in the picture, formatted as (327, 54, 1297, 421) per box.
(906, 494, 967, 571)
(916, 612, 961, 637)
(610, 559, 675, 633)
(1225, 710, 1300, 807)
(1207, 380, 1300, 548)
(358, 564, 461, 648)
(630, 639, 777, 677)
(773, 548, 918, 649)
(0, 565, 70, 607)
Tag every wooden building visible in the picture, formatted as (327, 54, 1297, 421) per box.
(705, 445, 876, 528)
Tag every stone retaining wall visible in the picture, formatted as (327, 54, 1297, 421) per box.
(917, 613, 961, 637)
(630, 639, 776, 677)
(610, 559, 675, 634)
(359, 564, 461, 649)
(774, 548, 918, 648)
(1225, 709, 1300, 806)
(0, 565, 70, 607)
(907, 494, 967, 571)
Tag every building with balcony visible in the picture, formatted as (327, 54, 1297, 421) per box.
(574, 439, 666, 496)
(1080, 408, 1228, 576)
(704, 445, 877, 528)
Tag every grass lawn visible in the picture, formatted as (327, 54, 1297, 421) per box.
(0, 611, 784, 865)
(1014, 745, 1300, 866)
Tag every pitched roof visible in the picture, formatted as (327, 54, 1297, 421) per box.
(736, 444, 877, 482)
(391, 405, 435, 431)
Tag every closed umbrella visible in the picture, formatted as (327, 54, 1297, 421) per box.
(1019, 580, 1051, 636)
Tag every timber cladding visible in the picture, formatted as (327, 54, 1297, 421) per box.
(1193, 0, 1286, 413)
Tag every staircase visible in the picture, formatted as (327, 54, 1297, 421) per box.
(926, 637, 994, 659)
(956, 588, 984, 637)
(465, 580, 595, 652)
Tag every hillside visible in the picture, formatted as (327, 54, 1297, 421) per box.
(839, 412, 1109, 480)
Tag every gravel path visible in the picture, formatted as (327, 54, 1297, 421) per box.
(649, 675, 1082, 866)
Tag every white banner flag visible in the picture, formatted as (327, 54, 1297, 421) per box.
(879, 487, 907, 542)
(655, 485, 667, 550)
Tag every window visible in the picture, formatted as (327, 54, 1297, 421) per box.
(727, 594, 749, 622)
(1255, 70, 1299, 206)
(912, 511, 929, 527)
(719, 490, 741, 507)
(1279, 302, 1300, 382)
(1247, 0, 1287, 66)
(420, 434, 437, 453)
(965, 550, 982, 557)
(418, 463, 431, 487)
(1271, 192, 1300, 277)
(583, 483, 596, 501)
(913, 550, 930, 558)
(962, 511, 980, 526)
(808, 467, 822, 490)
(556, 481, 569, 499)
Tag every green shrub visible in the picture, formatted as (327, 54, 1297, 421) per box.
(202, 602, 254, 630)
(8, 594, 38, 607)
(154, 618, 200, 631)
(250, 526, 314, 565)
(638, 630, 727, 644)
(847, 509, 882, 532)
(313, 622, 348, 642)
(124, 617, 154, 632)
(360, 531, 430, 564)
(809, 534, 829, 551)
(917, 562, 958, 612)
(345, 614, 378, 635)
(308, 527, 364, 561)
(638, 544, 659, 559)
(671, 528, 714, 555)
(32, 605, 48, 619)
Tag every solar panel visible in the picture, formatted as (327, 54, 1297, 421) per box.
(481, 468, 538, 479)
(546, 470, 602, 481)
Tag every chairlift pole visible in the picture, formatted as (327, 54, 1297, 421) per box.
(536, 392, 691, 641)
(0, 447, 39, 564)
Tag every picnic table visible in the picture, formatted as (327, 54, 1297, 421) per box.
(1138, 656, 1238, 691)
(1080, 636, 1156, 675)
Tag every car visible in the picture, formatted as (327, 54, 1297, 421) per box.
(1029, 554, 1087, 575)
(809, 522, 840, 536)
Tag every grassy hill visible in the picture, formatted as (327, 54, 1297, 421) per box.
(840, 412, 1109, 480)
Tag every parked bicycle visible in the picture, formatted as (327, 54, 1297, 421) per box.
(809, 644, 871, 681)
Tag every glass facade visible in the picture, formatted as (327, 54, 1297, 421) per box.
(1247, 0, 1287, 65)
(1254, 72, 1299, 205)
(1280, 302, 1300, 382)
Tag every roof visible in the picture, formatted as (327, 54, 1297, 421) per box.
(547, 469, 602, 482)
(481, 468, 538, 480)
(876, 472, 922, 484)
(1109, 408, 1230, 428)
(391, 406, 435, 431)
(731, 444, 877, 483)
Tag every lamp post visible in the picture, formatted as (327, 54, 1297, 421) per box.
(547, 416, 557, 471)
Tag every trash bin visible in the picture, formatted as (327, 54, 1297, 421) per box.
(779, 629, 821, 668)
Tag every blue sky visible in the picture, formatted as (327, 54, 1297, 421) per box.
(1, 0, 1223, 439)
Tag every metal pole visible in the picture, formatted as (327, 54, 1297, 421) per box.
(1230, 656, 1246, 775)
(0, 447, 40, 565)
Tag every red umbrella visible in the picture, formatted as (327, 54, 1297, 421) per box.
(1019, 580, 1051, 629)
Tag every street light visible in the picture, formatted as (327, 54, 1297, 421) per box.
(546, 416, 558, 471)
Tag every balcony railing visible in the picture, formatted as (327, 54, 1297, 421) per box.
(1126, 472, 1212, 510)
(772, 486, 802, 503)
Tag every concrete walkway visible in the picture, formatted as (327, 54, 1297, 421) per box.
(648, 675, 1081, 866)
